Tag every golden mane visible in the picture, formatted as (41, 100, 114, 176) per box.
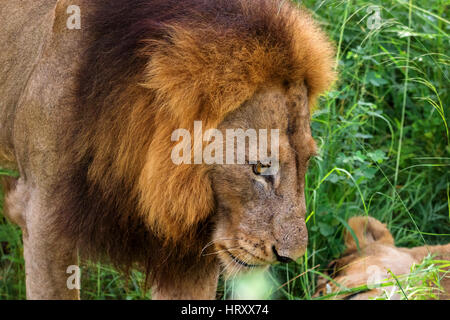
(57, 0, 335, 281)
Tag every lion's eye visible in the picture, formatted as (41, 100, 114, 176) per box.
(252, 161, 271, 175)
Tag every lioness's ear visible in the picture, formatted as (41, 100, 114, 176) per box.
(344, 216, 394, 252)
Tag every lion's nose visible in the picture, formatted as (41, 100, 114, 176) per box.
(272, 246, 294, 264)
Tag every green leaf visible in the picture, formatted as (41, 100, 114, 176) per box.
(318, 222, 335, 237)
(368, 150, 387, 163)
(366, 71, 388, 87)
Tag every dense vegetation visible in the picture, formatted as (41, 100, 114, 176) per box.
(1, 0, 448, 299)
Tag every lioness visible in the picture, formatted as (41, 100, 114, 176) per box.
(314, 216, 450, 300)
(0, 0, 335, 299)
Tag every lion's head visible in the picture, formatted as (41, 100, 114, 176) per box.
(59, 0, 336, 288)
(133, 0, 335, 275)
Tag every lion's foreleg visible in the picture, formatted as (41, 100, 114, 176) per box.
(23, 231, 79, 300)
(17, 185, 79, 300)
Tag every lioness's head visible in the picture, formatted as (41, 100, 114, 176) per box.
(210, 83, 314, 274)
(314, 216, 450, 300)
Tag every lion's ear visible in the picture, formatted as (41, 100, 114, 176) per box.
(344, 216, 394, 252)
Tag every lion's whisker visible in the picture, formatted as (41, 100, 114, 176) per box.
(229, 252, 249, 283)
(225, 250, 249, 281)
(201, 247, 241, 257)
(221, 256, 238, 278)
(200, 238, 240, 255)
(220, 248, 247, 277)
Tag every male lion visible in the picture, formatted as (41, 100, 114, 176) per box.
(0, 0, 335, 299)
(314, 216, 450, 300)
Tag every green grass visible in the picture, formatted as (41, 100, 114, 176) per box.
(1, 0, 449, 299)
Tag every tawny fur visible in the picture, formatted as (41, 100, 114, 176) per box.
(315, 216, 450, 300)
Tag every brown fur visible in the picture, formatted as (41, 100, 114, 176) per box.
(0, 0, 335, 299)
(315, 216, 450, 300)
